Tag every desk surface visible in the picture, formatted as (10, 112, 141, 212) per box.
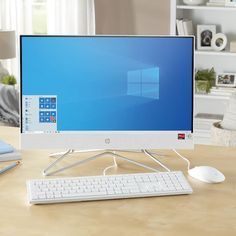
(0, 126, 236, 236)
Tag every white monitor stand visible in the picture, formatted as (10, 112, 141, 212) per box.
(43, 149, 171, 176)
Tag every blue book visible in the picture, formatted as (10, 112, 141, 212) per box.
(0, 140, 14, 154)
(0, 151, 21, 162)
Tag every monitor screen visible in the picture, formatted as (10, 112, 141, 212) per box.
(20, 36, 194, 149)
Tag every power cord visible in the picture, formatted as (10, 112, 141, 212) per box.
(172, 149, 191, 171)
(103, 156, 118, 176)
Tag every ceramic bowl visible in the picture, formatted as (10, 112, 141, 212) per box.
(211, 122, 236, 147)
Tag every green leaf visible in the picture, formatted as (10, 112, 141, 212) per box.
(1, 75, 17, 85)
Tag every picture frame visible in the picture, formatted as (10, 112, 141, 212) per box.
(225, 0, 236, 7)
(197, 25, 216, 51)
(216, 73, 236, 87)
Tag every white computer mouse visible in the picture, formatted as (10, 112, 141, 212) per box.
(188, 166, 225, 183)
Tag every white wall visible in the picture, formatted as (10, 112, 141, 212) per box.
(95, 0, 170, 35)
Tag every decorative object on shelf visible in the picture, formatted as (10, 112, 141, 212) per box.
(211, 122, 236, 146)
(206, 0, 226, 7)
(230, 41, 236, 52)
(221, 92, 236, 130)
(197, 25, 216, 50)
(0, 30, 16, 81)
(195, 67, 216, 94)
(183, 0, 206, 5)
(211, 93, 236, 147)
(216, 73, 236, 87)
(0, 75, 17, 86)
(225, 0, 236, 7)
(211, 33, 227, 51)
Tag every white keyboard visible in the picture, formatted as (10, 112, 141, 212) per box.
(27, 171, 193, 204)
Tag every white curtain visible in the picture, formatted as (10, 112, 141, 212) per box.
(0, 0, 95, 81)
(0, 0, 33, 81)
(47, 0, 95, 35)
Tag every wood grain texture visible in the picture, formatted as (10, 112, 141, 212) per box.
(0, 127, 236, 236)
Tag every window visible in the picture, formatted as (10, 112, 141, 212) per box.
(22, 0, 47, 34)
(32, 0, 47, 34)
(21, 0, 95, 35)
(127, 67, 160, 99)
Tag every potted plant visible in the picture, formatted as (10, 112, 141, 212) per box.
(1, 75, 17, 86)
(195, 67, 215, 94)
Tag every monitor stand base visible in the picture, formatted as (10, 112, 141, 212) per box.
(43, 149, 171, 176)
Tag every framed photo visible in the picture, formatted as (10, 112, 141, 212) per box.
(225, 0, 236, 7)
(216, 73, 236, 87)
(197, 25, 216, 50)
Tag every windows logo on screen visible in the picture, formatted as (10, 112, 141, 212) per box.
(127, 67, 159, 99)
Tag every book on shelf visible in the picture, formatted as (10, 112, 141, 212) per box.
(209, 0, 225, 2)
(230, 41, 236, 53)
(210, 86, 236, 96)
(194, 113, 223, 131)
(176, 19, 194, 36)
(211, 86, 236, 91)
(183, 20, 193, 36)
(195, 113, 224, 120)
(206, 2, 225, 6)
(176, 19, 184, 36)
(206, 0, 226, 6)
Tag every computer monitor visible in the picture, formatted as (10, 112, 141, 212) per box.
(20, 36, 194, 150)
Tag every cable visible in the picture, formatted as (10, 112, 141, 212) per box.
(172, 149, 191, 171)
(103, 156, 118, 176)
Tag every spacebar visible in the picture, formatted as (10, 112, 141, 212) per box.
(61, 192, 107, 198)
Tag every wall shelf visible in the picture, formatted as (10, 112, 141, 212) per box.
(195, 50, 236, 56)
(172, 0, 236, 144)
(195, 94, 230, 100)
(176, 5, 236, 11)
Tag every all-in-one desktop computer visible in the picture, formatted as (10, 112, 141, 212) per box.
(21, 36, 196, 204)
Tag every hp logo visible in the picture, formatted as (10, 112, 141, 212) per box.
(105, 138, 110, 144)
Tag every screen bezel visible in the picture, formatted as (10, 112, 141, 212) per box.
(20, 35, 194, 150)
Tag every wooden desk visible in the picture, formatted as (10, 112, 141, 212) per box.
(0, 127, 236, 236)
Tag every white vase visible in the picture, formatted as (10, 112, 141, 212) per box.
(221, 93, 236, 131)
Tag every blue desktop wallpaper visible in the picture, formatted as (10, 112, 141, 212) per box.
(21, 36, 193, 131)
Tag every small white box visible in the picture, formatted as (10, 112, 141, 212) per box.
(230, 41, 236, 53)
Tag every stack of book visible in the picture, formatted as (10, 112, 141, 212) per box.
(194, 112, 223, 144)
(176, 19, 194, 36)
(210, 87, 236, 96)
(194, 113, 223, 130)
(206, 0, 225, 7)
(0, 140, 21, 162)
